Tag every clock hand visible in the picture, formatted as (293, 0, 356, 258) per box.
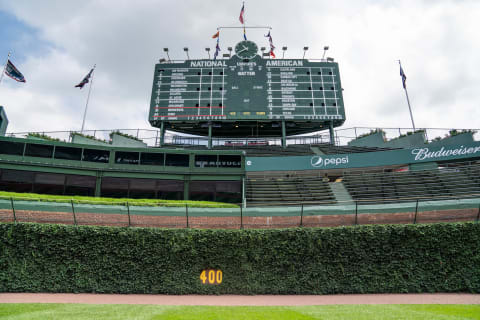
(237, 47, 248, 53)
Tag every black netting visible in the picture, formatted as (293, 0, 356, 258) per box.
(54, 146, 82, 161)
(140, 152, 164, 166)
(0, 140, 24, 156)
(25, 143, 54, 158)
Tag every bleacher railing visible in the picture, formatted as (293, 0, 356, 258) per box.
(6, 127, 479, 147)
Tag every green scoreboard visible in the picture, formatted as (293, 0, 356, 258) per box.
(149, 40, 345, 137)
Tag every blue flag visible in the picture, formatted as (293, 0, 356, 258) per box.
(4, 59, 26, 83)
(400, 65, 407, 89)
(213, 39, 220, 61)
(75, 68, 94, 89)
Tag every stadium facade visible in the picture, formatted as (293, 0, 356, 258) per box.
(0, 39, 479, 207)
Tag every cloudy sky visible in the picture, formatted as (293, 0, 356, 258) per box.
(0, 0, 479, 141)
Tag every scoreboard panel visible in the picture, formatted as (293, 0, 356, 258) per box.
(149, 44, 345, 137)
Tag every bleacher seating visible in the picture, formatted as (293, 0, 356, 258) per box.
(246, 176, 336, 206)
(342, 162, 480, 203)
(312, 143, 397, 155)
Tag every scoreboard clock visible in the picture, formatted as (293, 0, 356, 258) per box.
(235, 40, 258, 59)
(149, 40, 346, 137)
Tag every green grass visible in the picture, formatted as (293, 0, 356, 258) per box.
(0, 304, 479, 320)
(0, 191, 238, 208)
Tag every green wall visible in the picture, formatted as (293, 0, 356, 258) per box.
(1, 222, 478, 294)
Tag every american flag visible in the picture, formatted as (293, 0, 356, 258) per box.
(239, 3, 245, 24)
(4, 59, 26, 83)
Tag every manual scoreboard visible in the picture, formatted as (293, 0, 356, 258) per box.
(149, 40, 345, 137)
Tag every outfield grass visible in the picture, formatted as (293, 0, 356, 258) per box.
(0, 304, 479, 320)
(0, 191, 238, 208)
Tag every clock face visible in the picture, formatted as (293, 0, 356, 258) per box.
(234, 40, 258, 59)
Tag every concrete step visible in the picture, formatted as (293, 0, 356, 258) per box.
(330, 181, 354, 204)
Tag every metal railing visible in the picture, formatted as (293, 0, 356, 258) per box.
(1, 195, 479, 229)
(6, 126, 479, 148)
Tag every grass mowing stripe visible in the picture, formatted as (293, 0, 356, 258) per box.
(0, 304, 479, 320)
(0, 191, 238, 208)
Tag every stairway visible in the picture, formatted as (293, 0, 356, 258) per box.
(330, 181, 354, 204)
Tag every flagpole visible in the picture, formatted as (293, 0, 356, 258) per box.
(80, 64, 96, 133)
(0, 52, 11, 86)
(399, 60, 416, 131)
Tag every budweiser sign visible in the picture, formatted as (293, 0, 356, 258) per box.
(411, 145, 480, 161)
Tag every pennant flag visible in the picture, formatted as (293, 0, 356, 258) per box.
(75, 67, 94, 89)
(239, 3, 245, 24)
(400, 65, 407, 89)
(213, 39, 221, 61)
(4, 59, 26, 83)
(265, 31, 276, 58)
(243, 27, 247, 41)
(212, 31, 220, 39)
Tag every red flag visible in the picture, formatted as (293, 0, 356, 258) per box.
(212, 31, 220, 39)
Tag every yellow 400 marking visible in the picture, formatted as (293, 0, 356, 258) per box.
(200, 269, 223, 285)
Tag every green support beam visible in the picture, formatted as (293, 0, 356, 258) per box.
(281, 121, 286, 148)
(208, 124, 212, 149)
(329, 121, 335, 145)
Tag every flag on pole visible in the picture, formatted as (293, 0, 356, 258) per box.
(239, 3, 245, 24)
(4, 59, 26, 83)
(400, 64, 407, 89)
(243, 27, 247, 41)
(75, 67, 94, 89)
(213, 40, 220, 61)
(212, 31, 220, 39)
(265, 31, 276, 58)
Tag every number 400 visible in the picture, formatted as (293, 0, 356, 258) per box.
(200, 269, 222, 285)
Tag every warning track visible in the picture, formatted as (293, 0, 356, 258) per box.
(0, 293, 479, 306)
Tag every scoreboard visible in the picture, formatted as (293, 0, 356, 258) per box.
(149, 40, 345, 137)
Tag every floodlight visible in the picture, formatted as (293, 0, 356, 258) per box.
(183, 47, 190, 60)
(303, 46, 309, 59)
(322, 46, 329, 60)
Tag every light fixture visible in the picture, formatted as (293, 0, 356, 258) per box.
(322, 46, 329, 60)
(223, 53, 230, 58)
(326, 57, 334, 62)
(183, 47, 190, 60)
(303, 46, 309, 59)
(163, 48, 171, 61)
(282, 46, 287, 59)
(205, 47, 211, 59)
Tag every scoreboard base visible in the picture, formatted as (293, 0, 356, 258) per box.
(150, 119, 345, 138)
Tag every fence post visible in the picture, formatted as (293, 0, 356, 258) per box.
(71, 200, 77, 226)
(413, 199, 419, 224)
(126, 201, 131, 227)
(354, 201, 358, 225)
(300, 204, 304, 227)
(185, 203, 189, 228)
(240, 205, 243, 229)
(10, 197, 16, 223)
